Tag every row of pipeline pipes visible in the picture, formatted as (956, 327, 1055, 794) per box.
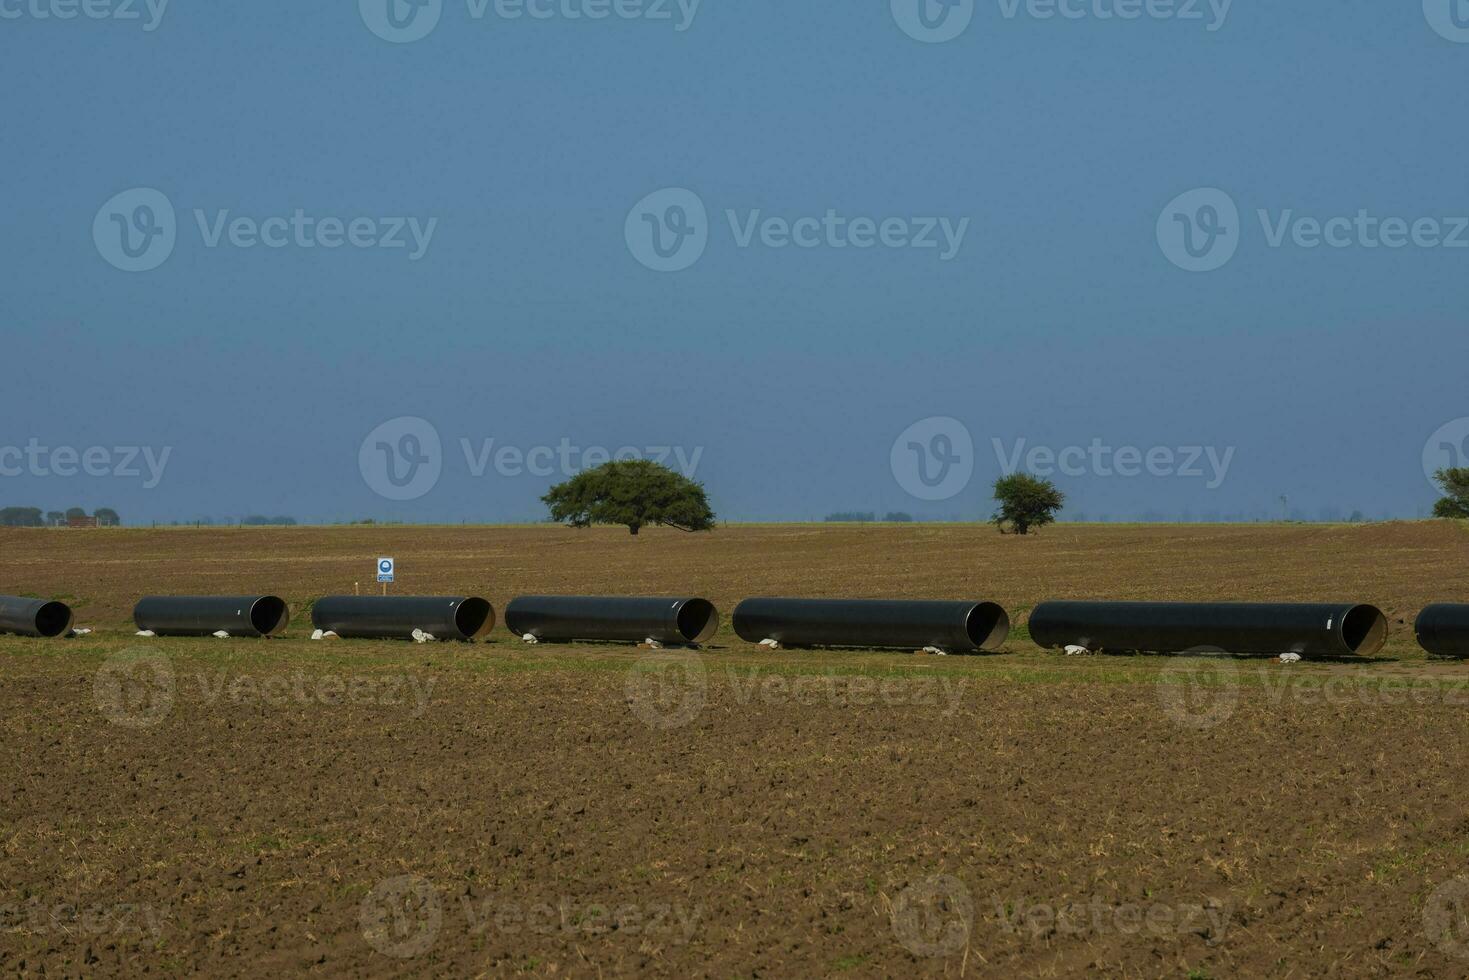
(4, 593, 1469, 658)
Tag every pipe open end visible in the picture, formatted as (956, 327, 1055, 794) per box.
(1341, 604, 1388, 656)
(249, 596, 290, 637)
(966, 602, 1010, 652)
(677, 599, 720, 644)
(34, 601, 73, 638)
(455, 598, 496, 640)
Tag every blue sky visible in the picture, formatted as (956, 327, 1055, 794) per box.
(3, 1, 1468, 524)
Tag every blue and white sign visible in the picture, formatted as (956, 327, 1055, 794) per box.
(376, 557, 395, 583)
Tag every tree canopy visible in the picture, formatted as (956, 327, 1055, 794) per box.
(1433, 467, 1469, 519)
(542, 460, 715, 535)
(991, 473, 1065, 535)
(0, 507, 44, 527)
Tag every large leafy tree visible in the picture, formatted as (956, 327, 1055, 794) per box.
(542, 460, 716, 536)
(1433, 467, 1469, 519)
(991, 473, 1065, 535)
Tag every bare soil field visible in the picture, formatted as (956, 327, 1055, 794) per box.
(2, 522, 1469, 977)
(3, 521, 1467, 653)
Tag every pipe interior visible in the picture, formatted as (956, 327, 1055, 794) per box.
(33, 601, 73, 638)
(249, 596, 290, 637)
(676, 599, 719, 644)
(1342, 604, 1388, 655)
(455, 598, 495, 640)
(965, 602, 1010, 651)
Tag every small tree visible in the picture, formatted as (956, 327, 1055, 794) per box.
(991, 473, 1065, 535)
(542, 459, 715, 535)
(65, 507, 88, 522)
(1433, 468, 1469, 519)
(95, 507, 121, 527)
(46, 511, 65, 527)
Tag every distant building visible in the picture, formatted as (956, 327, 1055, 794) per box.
(66, 515, 99, 529)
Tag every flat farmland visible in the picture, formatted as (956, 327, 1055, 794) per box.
(2, 521, 1466, 648)
(2, 522, 1469, 977)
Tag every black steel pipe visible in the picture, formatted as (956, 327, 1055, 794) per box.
(505, 596, 719, 646)
(0, 595, 74, 638)
(134, 596, 290, 638)
(1028, 601, 1389, 658)
(311, 596, 495, 641)
(732, 598, 1009, 653)
(1415, 604, 1469, 658)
